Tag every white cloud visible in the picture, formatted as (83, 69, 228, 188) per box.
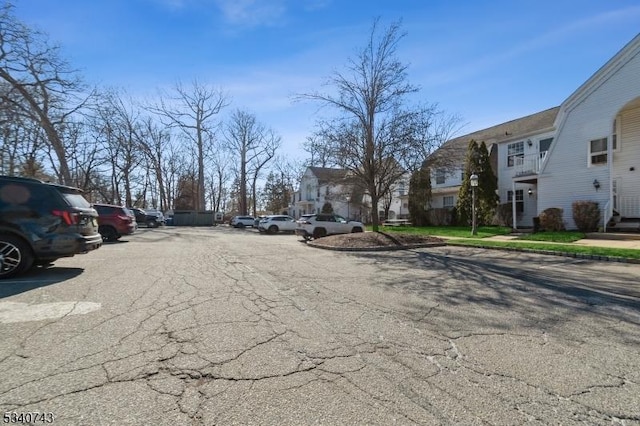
(213, 0, 287, 28)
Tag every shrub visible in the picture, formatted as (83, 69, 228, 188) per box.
(495, 203, 513, 227)
(539, 207, 565, 231)
(427, 208, 453, 226)
(572, 200, 600, 232)
(321, 202, 333, 214)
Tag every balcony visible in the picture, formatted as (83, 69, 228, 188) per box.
(514, 151, 548, 177)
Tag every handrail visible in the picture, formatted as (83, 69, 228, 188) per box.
(603, 200, 611, 233)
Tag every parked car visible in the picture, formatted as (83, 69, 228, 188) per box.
(0, 175, 103, 278)
(258, 215, 297, 234)
(131, 208, 165, 228)
(230, 215, 255, 228)
(144, 209, 165, 227)
(93, 203, 137, 241)
(254, 215, 267, 227)
(295, 213, 364, 240)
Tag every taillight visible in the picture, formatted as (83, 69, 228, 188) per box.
(53, 210, 79, 225)
(117, 215, 131, 221)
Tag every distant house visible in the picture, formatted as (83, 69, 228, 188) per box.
(289, 167, 352, 219)
(429, 33, 640, 231)
(289, 166, 408, 223)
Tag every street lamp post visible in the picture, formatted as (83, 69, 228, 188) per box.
(470, 173, 479, 236)
(345, 195, 351, 220)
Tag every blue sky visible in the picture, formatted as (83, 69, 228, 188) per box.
(13, 0, 640, 161)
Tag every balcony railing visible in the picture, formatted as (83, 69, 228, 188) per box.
(514, 151, 548, 177)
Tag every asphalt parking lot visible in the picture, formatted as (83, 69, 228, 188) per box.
(1, 226, 640, 425)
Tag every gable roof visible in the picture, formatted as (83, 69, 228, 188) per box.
(429, 107, 560, 168)
(561, 33, 640, 115)
(307, 166, 349, 184)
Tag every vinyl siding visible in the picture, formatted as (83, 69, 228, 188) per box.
(539, 48, 640, 229)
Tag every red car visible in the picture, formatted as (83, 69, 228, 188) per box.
(93, 203, 137, 242)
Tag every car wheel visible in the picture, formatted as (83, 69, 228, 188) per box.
(0, 234, 34, 279)
(312, 228, 327, 239)
(351, 227, 363, 233)
(99, 226, 118, 242)
(237, 223, 245, 228)
(268, 225, 278, 234)
(147, 219, 158, 228)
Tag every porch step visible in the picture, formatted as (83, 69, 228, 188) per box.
(607, 221, 640, 231)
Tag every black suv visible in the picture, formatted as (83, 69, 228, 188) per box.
(131, 207, 164, 228)
(0, 175, 102, 278)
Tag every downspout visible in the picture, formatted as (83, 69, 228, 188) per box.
(607, 122, 614, 232)
(512, 180, 517, 230)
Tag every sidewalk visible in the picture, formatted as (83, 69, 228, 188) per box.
(480, 234, 640, 250)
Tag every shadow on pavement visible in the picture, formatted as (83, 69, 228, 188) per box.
(0, 267, 84, 298)
(346, 247, 640, 341)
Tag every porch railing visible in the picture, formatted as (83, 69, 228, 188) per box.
(514, 151, 548, 177)
(617, 195, 640, 218)
(603, 200, 611, 232)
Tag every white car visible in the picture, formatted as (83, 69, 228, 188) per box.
(230, 215, 255, 228)
(295, 213, 364, 240)
(258, 215, 297, 234)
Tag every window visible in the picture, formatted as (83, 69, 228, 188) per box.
(507, 190, 524, 214)
(435, 169, 445, 184)
(589, 137, 608, 166)
(397, 181, 406, 196)
(507, 141, 524, 167)
(443, 196, 454, 208)
(539, 137, 553, 153)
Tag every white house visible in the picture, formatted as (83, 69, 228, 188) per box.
(289, 167, 352, 219)
(289, 166, 409, 223)
(430, 33, 640, 231)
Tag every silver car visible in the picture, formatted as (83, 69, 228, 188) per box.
(257, 215, 297, 234)
(230, 215, 255, 228)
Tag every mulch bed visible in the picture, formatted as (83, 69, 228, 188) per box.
(307, 231, 446, 251)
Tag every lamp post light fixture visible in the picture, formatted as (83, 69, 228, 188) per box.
(345, 194, 351, 220)
(470, 173, 479, 236)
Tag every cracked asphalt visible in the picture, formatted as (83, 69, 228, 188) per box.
(1, 226, 639, 425)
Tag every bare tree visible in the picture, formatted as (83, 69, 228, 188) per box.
(91, 89, 144, 205)
(208, 149, 233, 213)
(223, 110, 281, 216)
(302, 134, 337, 168)
(299, 19, 458, 230)
(147, 80, 228, 211)
(138, 116, 173, 211)
(62, 120, 103, 192)
(0, 3, 92, 184)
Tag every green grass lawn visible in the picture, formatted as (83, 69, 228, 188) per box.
(515, 231, 585, 243)
(448, 239, 640, 260)
(367, 225, 638, 260)
(371, 225, 512, 238)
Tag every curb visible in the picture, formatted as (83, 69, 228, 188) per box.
(446, 242, 640, 264)
(306, 242, 447, 252)
(306, 239, 639, 263)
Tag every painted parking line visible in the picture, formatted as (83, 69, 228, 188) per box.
(0, 301, 101, 323)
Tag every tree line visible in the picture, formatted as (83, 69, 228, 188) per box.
(0, 3, 301, 216)
(2, 3, 465, 225)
